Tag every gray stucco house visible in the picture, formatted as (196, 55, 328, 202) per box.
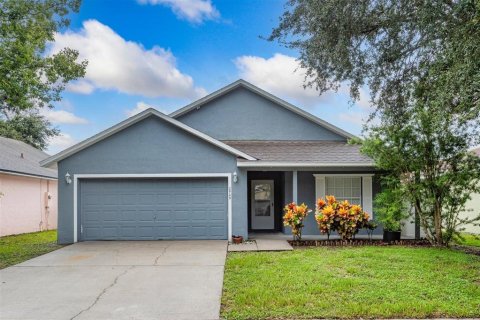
(41, 80, 380, 244)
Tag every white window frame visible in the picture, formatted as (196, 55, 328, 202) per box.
(73, 173, 232, 243)
(313, 174, 374, 219)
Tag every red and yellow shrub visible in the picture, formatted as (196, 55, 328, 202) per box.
(315, 196, 370, 240)
(283, 202, 312, 240)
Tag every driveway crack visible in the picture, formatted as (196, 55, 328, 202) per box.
(70, 266, 134, 320)
(154, 245, 170, 265)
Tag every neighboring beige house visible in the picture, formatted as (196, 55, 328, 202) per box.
(0, 137, 58, 236)
(460, 147, 480, 234)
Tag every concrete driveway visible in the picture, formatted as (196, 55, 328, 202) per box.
(0, 241, 227, 320)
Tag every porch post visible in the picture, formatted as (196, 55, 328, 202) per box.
(292, 171, 298, 203)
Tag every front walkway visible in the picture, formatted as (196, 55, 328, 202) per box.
(228, 233, 294, 252)
(0, 241, 227, 320)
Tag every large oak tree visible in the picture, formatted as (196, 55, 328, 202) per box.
(269, 0, 480, 245)
(0, 0, 87, 149)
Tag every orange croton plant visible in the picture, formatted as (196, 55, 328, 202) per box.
(315, 195, 370, 240)
(283, 202, 312, 240)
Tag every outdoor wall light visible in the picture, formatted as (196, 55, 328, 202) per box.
(233, 171, 238, 183)
(65, 172, 72, 185)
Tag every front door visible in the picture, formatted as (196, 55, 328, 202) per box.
(251, 180, 275, 230)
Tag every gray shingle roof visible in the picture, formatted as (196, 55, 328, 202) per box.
(223, 140, 373, 164)
(0, 137, 57, 179)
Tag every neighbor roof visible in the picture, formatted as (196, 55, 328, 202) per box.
(0, 137, 57, 179)
(224, 140, 374, 167)
(170, 79, 355, 140)
(40, 108, 256, 167)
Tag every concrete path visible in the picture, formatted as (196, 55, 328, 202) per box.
(228, 239, 293, 252)
(0, 241, 227, 320)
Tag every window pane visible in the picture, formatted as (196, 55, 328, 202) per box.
(352, 187, 361, 197)
(326, 177, 334, 187)
(352, 178, 361, 188)
(324, 177, 362, 205)
(254, 184, 271, 200)
(344, 188, 352, 197)
(335, 177, 344, 188)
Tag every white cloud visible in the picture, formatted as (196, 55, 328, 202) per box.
(66, 79, 95, 94)
(40, 109, 88, 125)
(138, 0, 219, 23)
(354, 87, 374, 111)
(125, 102, 152, 117)
(51, 20, 205, 99)
(47, 133, 76, 154)
(235, 53, 322, 106)
(125, 101, 172, 118)
(235, 53, 375, 111)
(338, 112, 368, 126)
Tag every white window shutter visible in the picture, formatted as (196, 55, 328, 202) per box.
(313, 175, 326, 201)
(362, 176, 373, 219)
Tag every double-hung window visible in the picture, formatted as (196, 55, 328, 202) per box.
(314, 174, 374, 218)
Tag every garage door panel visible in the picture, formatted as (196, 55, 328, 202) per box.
(79, 178, 227, 240)
(138, 194, 156, 204)
(101, 210, 119, 222)
(138, 210, 156, 221)
(209, 209, 226, 221)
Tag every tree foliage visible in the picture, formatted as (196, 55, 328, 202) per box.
(0, 113, 59, 149)
(0, 0, 87, 149)
(373, 177, 410, 232)
(270, 0, 480, 245)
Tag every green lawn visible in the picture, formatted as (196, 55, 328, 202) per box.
(222, 247, 480, 319)
(0, 230, 63, 269)
(456, 233, 480, 247)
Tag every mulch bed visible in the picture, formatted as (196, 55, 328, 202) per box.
(452, 245, 480, 256)
(288, 239, 480, 256)
(288, 239, 432, 247)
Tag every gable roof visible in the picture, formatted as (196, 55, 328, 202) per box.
(40, 108, 256, 167)
(170, 79, 355, 140)
(0, 137, 57, 179)
(224, 140, 373, 165)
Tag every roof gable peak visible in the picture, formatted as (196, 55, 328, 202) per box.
(170, 79, 355, 140)
(40, 108, 256, 167)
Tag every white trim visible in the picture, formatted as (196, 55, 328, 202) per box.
(170, 79, 356, 140)
(72, 173, 233, 243)
(73, 175, 78, 243)
(238, 161, 375, 168)
(314, 175, 326, 203)
(0, 170, 57, 181)
(362, 176, 373, 219)
(292, 171, 298, 203)
(41, 109, 256, 167)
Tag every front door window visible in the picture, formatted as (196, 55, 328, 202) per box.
(251, 180, 274, 229)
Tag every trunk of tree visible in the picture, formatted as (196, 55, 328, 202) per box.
(433, 202, 443, 246)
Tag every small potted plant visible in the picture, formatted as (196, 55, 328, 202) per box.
(283, 202, 311, 241)
(374, 179, 410, 242)
(232, 235, 243, 244)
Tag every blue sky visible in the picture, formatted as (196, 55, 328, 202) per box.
(46, 0, 372, 153)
